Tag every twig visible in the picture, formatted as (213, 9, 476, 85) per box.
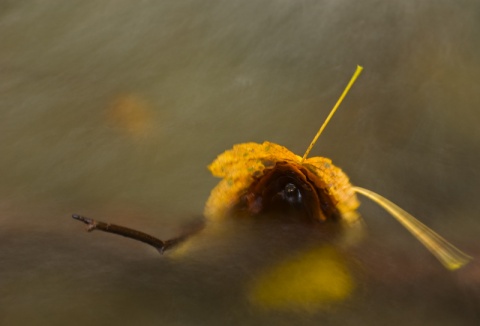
(72, 214, 176, 253)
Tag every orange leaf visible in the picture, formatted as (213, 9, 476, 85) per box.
(204, 141, 359, 223)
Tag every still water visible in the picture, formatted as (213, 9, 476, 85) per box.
(1, 1, 480, 325)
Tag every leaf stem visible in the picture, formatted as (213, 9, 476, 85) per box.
(301, 65, 363, 162)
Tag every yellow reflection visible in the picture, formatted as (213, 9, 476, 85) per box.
(106, 93, 154, 138)
(249, 246, 354, 312)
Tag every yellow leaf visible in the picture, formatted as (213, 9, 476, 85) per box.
(204, 141, 359, 223)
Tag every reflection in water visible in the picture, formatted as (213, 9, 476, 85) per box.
(249, 246, 354, 312)
(1, 0, 480, 325)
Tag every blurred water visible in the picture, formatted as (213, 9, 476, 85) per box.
(1, 1, 480, 325)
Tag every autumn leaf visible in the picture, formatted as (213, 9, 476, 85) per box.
(204, 141, 360, 223)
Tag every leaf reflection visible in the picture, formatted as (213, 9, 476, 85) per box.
(249, 246, 354, 312)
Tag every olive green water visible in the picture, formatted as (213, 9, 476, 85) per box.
(1, 1, 480, 325)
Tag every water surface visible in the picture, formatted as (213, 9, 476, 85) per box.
(1, 1, 480, 325)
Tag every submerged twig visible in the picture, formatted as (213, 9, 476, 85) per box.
(72, 214, 180, 253)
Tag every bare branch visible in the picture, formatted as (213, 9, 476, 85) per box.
(72, 214, 179, 253)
